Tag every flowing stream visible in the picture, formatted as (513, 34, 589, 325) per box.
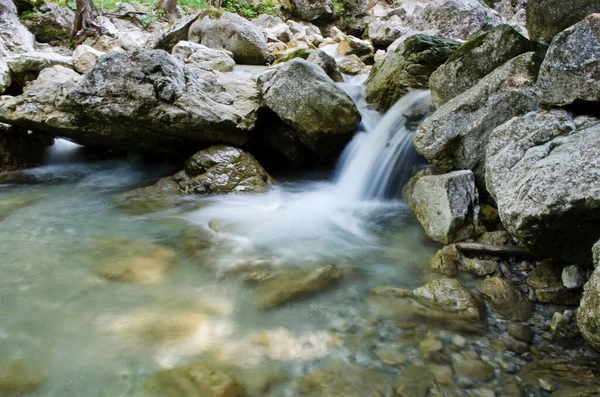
(0, 80, 440, 396)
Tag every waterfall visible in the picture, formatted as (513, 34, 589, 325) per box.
(46, 138, 84, 164)
(334, 89, 432, 201)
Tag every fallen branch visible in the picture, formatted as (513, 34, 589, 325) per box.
(455, 243, 539, 260)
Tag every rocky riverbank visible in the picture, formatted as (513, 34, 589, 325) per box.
(1, 0, 600, 396)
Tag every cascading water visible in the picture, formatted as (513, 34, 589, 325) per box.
(334, 90, 432, 200)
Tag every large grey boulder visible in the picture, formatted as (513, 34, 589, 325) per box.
(536, 14, 600, 106)
(189, 11, 267, 65)
(285, 0, 334, 22)
(20, 2, 74, 45)
(0, 51, 261, 155)
(365, 34, 460, 112)
(414, 0, 502, 41)
(258, 59, 360, 154)
(526, 0, 600, 44)
(306, 50, 343, 82)
(0, 60, 10, 94)
(430, 24, 538, 107)
(578, 262, 600, 351)
(414, 52, 541, 184)
(172, 41, 235, 72)
(153, 11, 202, 52)
(0, 0, 35, 56)
(252, 14, 291, 43)
(367, 20, 412, 48)
(486, 109, 600, 264)
(410, 170, 479, 244)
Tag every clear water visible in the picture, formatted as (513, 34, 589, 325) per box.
(0, 87, 440, 395)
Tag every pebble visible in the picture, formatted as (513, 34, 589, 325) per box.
(451, 334, 466, 348)
(507, 323, 533, 344)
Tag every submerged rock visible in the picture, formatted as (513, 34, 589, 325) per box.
(143, 362, 248, 397)
(453, 359, 495, 382)
(92, 237, 177, 284)
(365, 34, 460, 112)
(253, 264, 343, 309)
(415, 52, 541, 184)
(430, 24, 538, 107)
(394, 365, 434, 397)
(189, 10, 267, 65)
(526, 0, 600, 44)
(298, 363, 391, 397)
(476, 277, 533, 321)
(370, 278, 485, 333)
(258, 59, 360, 154)
(536, 14, 600, 106)
(486, 109, 600, 264)
(410, 170, 479, 244)
(0, 51, 261, 155)
(0, 360, 45, 395)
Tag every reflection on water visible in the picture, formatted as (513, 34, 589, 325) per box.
(0, 160, 437, 396)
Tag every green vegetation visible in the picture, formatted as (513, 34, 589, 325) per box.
(332, 1, 344, 17)
(223, 0, 278, 19)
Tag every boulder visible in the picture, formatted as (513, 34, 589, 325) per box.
(485, 109, 600, 264)
(306, 50, 343, 82)
(20, 2, 74, 45)
(336, 55, 366, 75)
(0, 124, 52, 172)
(253, 264, 342, 309)
(6, 51, 74, 86)
(428, 244, 462, 276)
(0, 0, 35, 56)
(367, 20, 412, 47)
(562, 265, 586, 290)
(365, 34, 460, 112)
(258, 59, 360, 154)
(0, 59, 10, 94)
(153, 11, 202, 52)
(252, 14, 291, 43)
(579, 265, 600, 351)
(476, 277, 534, 321)
(337, 35, 374, 57)
(526, 0, 600, 44)
(410, 170, 479, 244)
(172, 41, 236, 72)
(594, 240, 600, 268)
(414, 0, 502, 41)
(526, 260, 579, 305)
(143, 362, 248, 397)
(72, 45, 105, 74)
(0, 51, 261, 155)
(298, 363, 391, 397)
(430, 24, 538, 107)
(189, 10, 267, 65)
(536, 14, 600, 106)
(286, 0, 334, 22)
(414, 52, 541, 184)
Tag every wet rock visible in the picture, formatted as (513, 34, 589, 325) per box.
(113, 178, 186, 215)
(0, 124, 51, 172)
(72, 45, 105, 74)
(415, 52, 541, 184)
(298, 363, 391, 397)
(507, 323, 534, 344)
(527, 261, 580, 305)
(550, 312, 581, 340)
(394, 365, 435, 397)
(562, 266, 586, 290)
(420, 338, 444, 361)
(430, 24, 538, 107)
(336, 55, 366, 75)
(536, 14, 600, 106)
(258, 59, 360, 154)
(526, 0, 600, 44)
(551, 386, 600, 397)
(476, 277, 534, 321)
(429, 364, 454, 385)
(578, 265, 600, 350)
(20, 2, 73, 45)
(453, 359, 495, 382)
(521, 357, 600, 389)
(477, 231, 519, 246)
(485, 109, 600, 264)
(93, 237, 177, 284)
(254, 264, 343, 309)
(172, 41, 235, 73)
(464, 259, 498, 277)
(365, 34, 460, 112)
(189, 10, 267, 65)
(143, 362, 248, 397)
(306, 50, 343, 82)
(0, 51, 261, 155)
(0, 360, 45, 395)
(0, 0, 35, 56)
(374, 345, 408, 365)
(428, 244, 462, 277)
(174, 146, 272, 195)
(410, 170, 479, 244)
(413, 0, 502, 41)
